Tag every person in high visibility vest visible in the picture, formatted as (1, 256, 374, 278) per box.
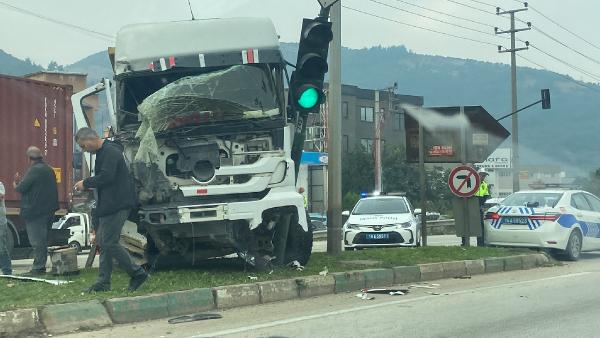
(298, 187, 308, 209)
(475, 169, 491, 246)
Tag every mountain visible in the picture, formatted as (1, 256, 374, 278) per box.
(0, 50, 42, 76)
(5, 44, 599, 174)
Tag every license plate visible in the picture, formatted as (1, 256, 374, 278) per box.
(503, 216, 529, 225)
(366, 233, 390, 240)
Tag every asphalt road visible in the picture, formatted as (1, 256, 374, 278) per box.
(59, 252, 600, 338)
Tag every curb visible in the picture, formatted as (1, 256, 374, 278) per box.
(0, 253, 551, 337)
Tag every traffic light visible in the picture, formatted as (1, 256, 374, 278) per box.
(541, 89, 551, 109)
(289, 18, 333, 113)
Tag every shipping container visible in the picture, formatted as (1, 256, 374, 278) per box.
(0, 74, 74, 249)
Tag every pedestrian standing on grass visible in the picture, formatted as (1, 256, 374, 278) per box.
(0, 181, 13, 275)
(13, 146, 59, 276)
(73, 127, 148, 293)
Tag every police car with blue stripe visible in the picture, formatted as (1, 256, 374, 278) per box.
(484, 190, 600, 260)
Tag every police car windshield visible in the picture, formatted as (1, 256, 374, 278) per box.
(353, 198, 409, 215)
(501, 192, 563, 208)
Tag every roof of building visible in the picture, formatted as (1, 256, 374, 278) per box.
(24, 71, 87, 78)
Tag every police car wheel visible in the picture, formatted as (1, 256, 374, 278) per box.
(563, 230, 582, 261)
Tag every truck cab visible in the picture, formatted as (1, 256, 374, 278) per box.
(74, 17, 317, 269)
(51, 212, 91, 252)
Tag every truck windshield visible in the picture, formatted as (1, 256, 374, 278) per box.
(119, 64, 282, 131)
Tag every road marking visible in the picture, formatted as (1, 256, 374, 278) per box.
(187, 271, 592, 338)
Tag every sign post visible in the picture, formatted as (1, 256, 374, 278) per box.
(448, 165, 482, 245)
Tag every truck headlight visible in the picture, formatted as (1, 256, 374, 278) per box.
(345, 223, 360, 230)
(396, 222, 412, 228)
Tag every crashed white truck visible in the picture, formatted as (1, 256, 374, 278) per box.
(73, 5, 335, 269)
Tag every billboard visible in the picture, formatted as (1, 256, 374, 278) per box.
(475, 148, 511, 169)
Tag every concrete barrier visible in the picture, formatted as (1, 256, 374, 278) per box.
(393, 266, 421, 284)
(419, 263, 444, 281)
(363, 269, 395, 288)
(0, 308, 41, 338)
(257, 279, 299, 304)
(213, 284, 260, 309)
(521, 255, 538, 270)
(40, 300, 111, 334)
(167, 288, 215, 316)
(464, 259, 485, 275)
(442, 261, 467, 278)
(504, 256, 523, 271)
(105, 293, 169, 324)
(296, 275, 335, 298)
(332, 271, 366, 293)
(484, 257, 505, 273)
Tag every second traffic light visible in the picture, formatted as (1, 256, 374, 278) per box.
(290, 18, 333, 113)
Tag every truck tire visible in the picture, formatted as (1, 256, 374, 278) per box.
(285, 215, 313, 266)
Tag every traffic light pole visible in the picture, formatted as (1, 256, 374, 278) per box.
(327, 0, 343, 255)
(374, 90, 382, 193)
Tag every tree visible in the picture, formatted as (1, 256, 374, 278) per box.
(47, 60, 64, 71)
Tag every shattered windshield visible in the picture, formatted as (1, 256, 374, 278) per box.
(120, 64, 281, 131)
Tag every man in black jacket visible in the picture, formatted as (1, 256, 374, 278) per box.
(74, 128, 148, 292)
(14, 146, 59, 275)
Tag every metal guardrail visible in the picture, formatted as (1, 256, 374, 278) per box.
(312, 219, 456, 240)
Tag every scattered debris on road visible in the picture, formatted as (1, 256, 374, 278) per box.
(247, 276, 258, 281)
(356, 293, 375, 300)
(0, 275, 72, 285)
(361, 288, 410, 296)
(454, 275, 472, 279)
(168, 313, 223, 324)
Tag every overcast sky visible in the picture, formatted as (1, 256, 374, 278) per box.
(1, 0, 599, 83)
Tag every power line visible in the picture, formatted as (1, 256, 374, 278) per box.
(529, 43, 600, 82)
(519, 54, 600, 92)
(368, 0, 506, 40)
(464, 0, 497, 8)
(0, 1, 114, 42)
(446, 0, 497, 16)
(342, 5, 498, 47)
(390, 0, 494, 28)
(531, 26, 600, 65)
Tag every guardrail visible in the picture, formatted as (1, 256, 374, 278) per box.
(312, 219, 456, 240)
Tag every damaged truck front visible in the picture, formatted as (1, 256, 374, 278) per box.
(75, 18, 313, 269)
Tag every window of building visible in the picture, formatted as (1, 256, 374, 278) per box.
(342, 102, 349, 118)
(360, 138, 373, 153)
(360, 107, 374, 122)
(342, 135, 349, 153)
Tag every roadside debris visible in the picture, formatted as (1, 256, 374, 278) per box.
(247, 276, 258, 281)
(288, 260, 304, 271)
(454, 275, 472, 279)
(0, 275, 72, 286)
(168, 313, 222, 324)
(409, 284, 436, 289)
(361, 288, 410, 296)
(319, 266, 329, 276)
(427, 292, 441, 296)
(356, 293, 375, 300)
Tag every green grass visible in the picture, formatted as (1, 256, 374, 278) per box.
(0, 246, 526, 311)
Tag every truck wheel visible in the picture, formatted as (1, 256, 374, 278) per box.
(69, 241, 82, 253)
(285, 214, 313, 266)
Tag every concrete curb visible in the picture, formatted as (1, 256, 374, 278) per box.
(0, 253, 552, 337)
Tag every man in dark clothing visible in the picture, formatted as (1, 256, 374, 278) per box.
(74, 127, 148, 292)
(13, 146, 59, 275)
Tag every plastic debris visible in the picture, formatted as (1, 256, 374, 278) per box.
(0, 275, 72, 286)
(361, 288, 409, 295)
(454, 275, 472, 279)
(356, 293, 375, 300)
(319, 266, 329, 276)
(168, 313, 222, 324)
(288, 260, 304, 271)
(427, 292, 441, 296)
(247, 276, 258, 281)
(409, 285, 436, 289)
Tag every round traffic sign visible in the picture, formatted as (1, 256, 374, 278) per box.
(448, 165, 481, 198)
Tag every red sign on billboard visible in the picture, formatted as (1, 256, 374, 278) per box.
(428, 145, 455, 157)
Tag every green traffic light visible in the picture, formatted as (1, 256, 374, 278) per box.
(297, 87, 319, 109)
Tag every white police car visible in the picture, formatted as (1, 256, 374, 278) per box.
(342, 195, 420, 250)
(485, 190, 600, 260)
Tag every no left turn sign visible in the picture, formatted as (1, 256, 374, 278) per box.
(448, 165, 480, 198)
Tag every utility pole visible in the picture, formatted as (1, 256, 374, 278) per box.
(373, 83, 397, 193)
(327, 0, 342, 255)
(374, 90, 382, 193)
(495, 4, 530, 193)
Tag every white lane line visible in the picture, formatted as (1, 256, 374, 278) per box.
(187, 271, 593, 338)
